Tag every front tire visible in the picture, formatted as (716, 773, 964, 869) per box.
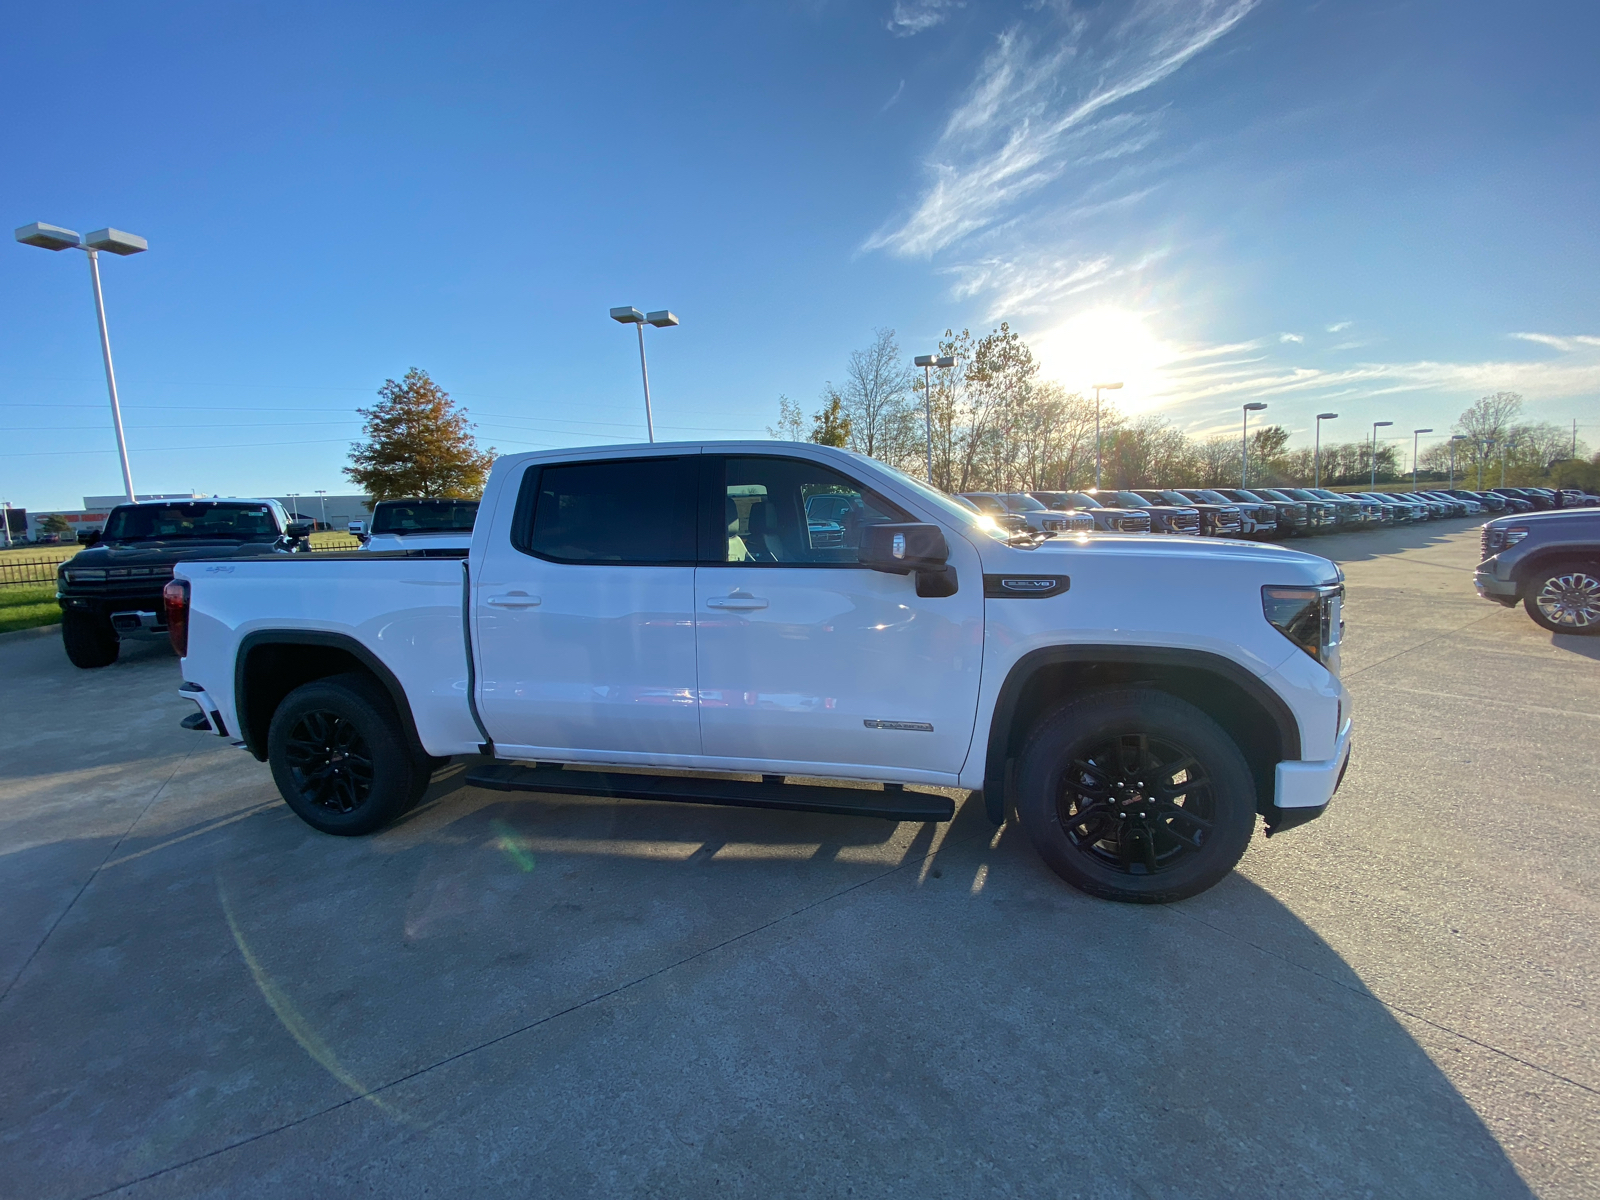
(1014, 688, 1258, 903)
(1523, 561, 1600, 634)
(267, 673, 429, 835)
(62, 611, 119, 669)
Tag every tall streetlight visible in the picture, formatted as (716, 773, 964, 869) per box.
(609, 306, 679, 442)
(15, 222, 148, 502)
(1092, 382, 1123, 489)
(1411, 428, 1433, 488)
(1314, 412, 1338, 488)
(1370, 420, 1393, 488)
(1448, 435, 1467, 489)
(913, 354, 955, 484)
(1241, 402, 1268, 486)
(315, 490, 328, 530)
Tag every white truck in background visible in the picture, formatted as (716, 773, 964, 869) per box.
(166, 441, 1351, 903)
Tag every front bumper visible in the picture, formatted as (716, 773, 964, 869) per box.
(1266, 717, 1352, 835)
(1473, 564, 1518, 605)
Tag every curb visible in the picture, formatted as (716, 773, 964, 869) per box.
(0, 622, 60, 646)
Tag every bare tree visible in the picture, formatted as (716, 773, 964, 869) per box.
(826, 328, 918, 465)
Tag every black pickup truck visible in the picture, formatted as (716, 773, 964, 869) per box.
(56, 499, 310, 667)
(1474, 509, 1600, 634)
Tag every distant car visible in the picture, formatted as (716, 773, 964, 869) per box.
(1176, 489, 1277, 539)
(361, 498, 480, 551)
(1030, 491, 1152, 533)
(1104, 491, 1201, 535)
(1216, 489, 1309, 537)
(1256, 489, 1339, 532)
(1133, 490, 1243, 537)
(956, 493, 1064, 535)
(1446, 489, 1508, 512)
(33, 532, 63, 545)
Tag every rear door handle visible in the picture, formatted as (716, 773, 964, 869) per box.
(706, 595, 768, 610)
(486, 592, 541, 608)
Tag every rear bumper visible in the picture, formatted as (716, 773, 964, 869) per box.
(178, 682, 231, 737)
(1267, 718, 1352, 835)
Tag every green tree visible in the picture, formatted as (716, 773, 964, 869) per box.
(809, 396, 852, 447)
(345, 369, 495, 502)
(38, 513, 72, 534)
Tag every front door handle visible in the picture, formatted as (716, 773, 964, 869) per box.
(705, 594, 768, 610)
(486, 592, 541, 608)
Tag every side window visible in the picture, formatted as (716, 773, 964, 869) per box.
(714, 456, 908, 565)
(513, 457, 697, 564)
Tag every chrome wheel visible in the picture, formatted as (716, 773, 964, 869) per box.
(1534, 570, 1600, 630)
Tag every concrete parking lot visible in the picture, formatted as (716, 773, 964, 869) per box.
(2, 519, 1596, 1199)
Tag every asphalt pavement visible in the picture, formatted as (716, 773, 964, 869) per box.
(2, 518, 1596, 1199)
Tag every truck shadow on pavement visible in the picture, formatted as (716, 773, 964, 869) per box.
(2, 771, 1538, 1198)
(1302, 516, 1485, 565)
(1551, 631, 1600, 659)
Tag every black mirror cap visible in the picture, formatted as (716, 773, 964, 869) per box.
(77, 529, 102, 546)
(285, 521, 315, 539)
(859, 523, 949, 574)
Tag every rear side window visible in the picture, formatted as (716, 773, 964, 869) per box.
(371, 499, 479, 534)
(514, 457, 697, 564)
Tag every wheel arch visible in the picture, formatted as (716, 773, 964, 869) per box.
(981, 646, 1301, 825)
(1509, 546, 1600, 591)
(235, 630, 426, 763)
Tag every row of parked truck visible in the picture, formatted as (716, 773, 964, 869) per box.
(956, 485, 1598, 540)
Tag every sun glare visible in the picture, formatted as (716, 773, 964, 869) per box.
(1030, 308, 1169, 414)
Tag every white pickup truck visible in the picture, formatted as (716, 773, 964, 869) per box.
(166, 442, 1352, 903)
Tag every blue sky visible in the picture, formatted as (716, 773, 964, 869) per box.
(3, 0, 1597, 509)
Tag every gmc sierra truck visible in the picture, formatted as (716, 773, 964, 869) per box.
(1475, 508, 1600, 633)
(167, 442, 1352, 904)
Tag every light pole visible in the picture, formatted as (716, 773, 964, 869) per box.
(315, 490, 328, 530)
(609, 306, 679, 442)
(1448, 435, 1467, 489)
(1092, 382, 1123, 489)
(1241, 403, 1268, 486)
(1411, 428, 1433, 489)
(1370, 420, 1393, 488)
(1478, 439, 1493, 491)
(15, 222, 148, 502)
(913, 354, 956, 484)
(1314, 412, 1338, 488)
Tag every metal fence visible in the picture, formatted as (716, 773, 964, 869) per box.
(0, 553, 74, 589)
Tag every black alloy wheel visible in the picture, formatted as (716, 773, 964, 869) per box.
(1014, 688, 1257, 903)
(267, 673, 432, 834)
(281, 709, 376, 814)
(1525, 563, 1600, 635)
(1056, 732, 1216, 878)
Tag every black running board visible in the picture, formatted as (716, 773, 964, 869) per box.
(464, 762, 954, 822)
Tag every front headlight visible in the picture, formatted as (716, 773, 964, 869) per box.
(1263, 584, 1343, 671)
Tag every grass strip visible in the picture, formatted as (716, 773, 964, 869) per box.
(0, 584, 61, 634)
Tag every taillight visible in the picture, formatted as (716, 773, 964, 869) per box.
(163, 579, 190, 656)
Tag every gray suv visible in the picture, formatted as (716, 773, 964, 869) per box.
(1475, 509, 1600, 633)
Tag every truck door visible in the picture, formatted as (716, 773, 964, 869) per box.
(473, 455, 702, 762)
(694, 454, 984, 778)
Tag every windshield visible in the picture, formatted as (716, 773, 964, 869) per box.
(1111, 492, 1152, 508)
(1192, 489, 1232, 504)
(104, 503, 279, 542)
(1283, 489, 1320, 501)
(371, 499, 480, 534)
(960, 494, 1008, 514)
(868, 460, 1006, 538)
(1230, 489, 1267, 503)
(1063, 493, 1102, 508)
(1004, 493, 1047, 512)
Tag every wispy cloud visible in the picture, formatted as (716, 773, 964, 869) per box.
(1326, 320, 1352, 333)
(1511, 331, 1600, 352)
(880, 79, 907, 112)
(887, 0, 963, 38)
(1279, 332, 1303, 343)
(866, 0, 1259, 258)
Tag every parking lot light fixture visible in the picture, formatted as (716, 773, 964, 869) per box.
(1092, 382, 1123, 489)
(1370, 420, 1394, 488)
(1448, 435, 1467, 489)
(1241, 403, 1268, 487)
(1314, 413, 1338, 488)
(914, 354, 956, 483)
(1412, 428, 1433, 488)
(610, 305, 678, 442)
(15, 220, 147, 502)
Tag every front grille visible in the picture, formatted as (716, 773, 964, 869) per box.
(1171, 514, 1200, 533)
(1482, 528, 1499, 557)
(1042, 518, 1064, 531)
(1116, 513, 1152, 532)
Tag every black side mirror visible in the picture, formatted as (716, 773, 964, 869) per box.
(285, 520, 314, 540)
(860, 523, 948, 574)
(77, 529, 102, 546)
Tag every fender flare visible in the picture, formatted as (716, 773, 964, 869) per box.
(234, 629, 428, 763)
(980, 645, 1303, 824)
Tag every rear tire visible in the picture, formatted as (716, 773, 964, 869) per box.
(1013, 688, 1258, 903)
(62, 611, 119, 669)
(267, 673, 429, 835)
(1523, 561, 1600, 635)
